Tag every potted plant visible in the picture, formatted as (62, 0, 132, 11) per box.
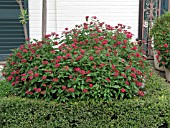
(150, 12, 170, 81)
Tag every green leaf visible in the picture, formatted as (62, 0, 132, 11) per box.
(52, 90, 57, 93)
(112, 85, 120, 89)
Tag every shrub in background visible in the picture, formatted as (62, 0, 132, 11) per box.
(150, 12, 170, 69)
(2, 16, 151, 102)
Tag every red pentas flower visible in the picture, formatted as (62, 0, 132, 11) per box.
(101, 40, 108, 45)
(48, 85, 52, 89)
(89, 84, 93, 87)
(29, 76, 33, 80)
(36, 88, 41, 93)
(55, 63, 60, 68)
(83, 89, 88, 93)
(74, 67, 81, 72)
(34, 66, 38, 70)
(21, 73, 26, 76)
(113, 72, 119, 77)
(80, 70, 86, 75)
(26, 90, 29, 94)
(105, 78, 110, 82)
(84, 25, 88, 29)
(125, 81, 129, 85)
(42, 61, 48, 65)
(12, 82, 15, 86)
(68, 88, 75, 92)
(138, 90, 144, 96)
(131, 73, 136, 78)
(42, 76, 47, 80)
(52, 78, 58, 82)
(131, 46, 137, 50)
(34, 87, 37, 91)
(76, 55, 83, 61)
(121, 88, 126, 93)
(136, 82, 142, 86)
(54, 41, 58, 45)
(34, 73, 39, 77)
(41, 91, 45, 95)
(117, 41, 122, 45)
(89, 56, 94, 61)
(135, 52, 140, 57)
(23, 49, 28, 53)
(21, 59, 27, 63)
(62, 86, 67, 90)
(50, 50, 56, 54)
(21, 78, 26, 81)
(126, 33, 132, 39)
(164, 43, 168, 48)
(122, 45, 126, 49)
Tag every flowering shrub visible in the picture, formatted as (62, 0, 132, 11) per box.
(150, 12, 170, 69)
(2, 16, 151, 102)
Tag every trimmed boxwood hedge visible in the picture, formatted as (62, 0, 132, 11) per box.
(0, 74, 170, 128)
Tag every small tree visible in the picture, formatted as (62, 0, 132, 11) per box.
(16, 0, 29, 43)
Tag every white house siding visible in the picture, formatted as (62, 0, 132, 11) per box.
(28, 0, 56, 39)
(29, 0, 139, 41)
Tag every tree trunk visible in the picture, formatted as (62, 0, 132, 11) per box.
(16, 0, 28, 43)
(42, 0, 47, 38)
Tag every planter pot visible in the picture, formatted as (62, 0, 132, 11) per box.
(153, 51, 165, 71)
(165, 68, 170, 82)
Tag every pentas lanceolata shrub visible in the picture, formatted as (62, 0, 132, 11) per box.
(150, 12, 170, 69)
(2, 16, 151, 102)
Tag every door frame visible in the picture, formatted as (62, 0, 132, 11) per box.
(138, 0, 170, 58)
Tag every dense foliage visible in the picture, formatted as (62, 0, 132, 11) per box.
(0, 74, 170, 128)
(150, 12, 170, 69)
(2, 16, 151, 101)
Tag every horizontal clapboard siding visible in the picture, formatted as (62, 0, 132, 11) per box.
(0, 0, 26, 61)
(29, 0, 139, 41)
(29, 0, 56, 39)
(56, 0, 139, 40)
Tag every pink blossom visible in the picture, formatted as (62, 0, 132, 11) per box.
(122, 45, 126, 49)
(62, 86, 67, 90)
(21, 59, 27, 63)
(105, 78, 110, 82)
(136, 82, 142, 86)
(138, 90, 144, 96)
(89, 56, 94, 61)
(117, 41, 122, 45)
(42, 61, 48, 65)
(23, 49, 28, 53)
(121, 88, 126, 93)
(125, 81, 129, 85)
(21, 78, 26, 81)
(21, 74, 26, 76)
(55, 63, 60, 68)
(29, 76, 33, 80)
(101, 40, 108, 45)
(131, 46, 137, 50)
(52, 78, 58, 82)
(34, 73, 39, 77)
(36, 88, 41, 93)
(42, 76, 47, 80)
(68, 88, 75, 92)
(164, 43, 168, 48)
(89, 84, 93, 88)
(83, 89, 88, 93)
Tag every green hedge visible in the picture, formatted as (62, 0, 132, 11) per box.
(0, 75, 170, 128)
